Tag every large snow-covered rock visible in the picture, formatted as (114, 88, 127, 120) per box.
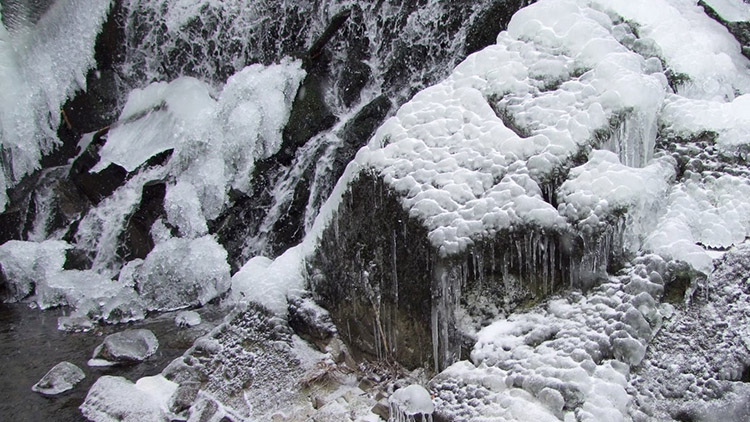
(80, 375, 177, 422)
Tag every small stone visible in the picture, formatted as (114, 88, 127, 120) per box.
(371, 401, 389, 420)
(32, 361, 85, 395)
(175, 310, 201, 327)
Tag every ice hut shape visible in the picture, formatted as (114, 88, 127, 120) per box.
(306, 0, 750, 371)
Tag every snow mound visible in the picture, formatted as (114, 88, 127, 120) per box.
(389, 384, 435, 421)
(645, 175, 750, 274)
(702, 0, 750, 22)
(120, 236, 231, 312)
(230, 245, 305, 315)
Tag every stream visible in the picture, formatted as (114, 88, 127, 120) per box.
(0, 302, 227, 421)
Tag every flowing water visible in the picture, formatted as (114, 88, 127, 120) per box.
(0, 303, 226, 422)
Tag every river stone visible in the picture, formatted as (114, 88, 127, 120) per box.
(32, 361, 85, 395)
(88, 329, 159, 366)
(175, 310, 201, 328)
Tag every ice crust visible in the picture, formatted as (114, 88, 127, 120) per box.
(431, 255, 670, 421)
(32, 361, 85, 395)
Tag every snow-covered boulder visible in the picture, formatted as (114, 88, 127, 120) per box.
(88, 329, 159, 366)
(80, 375, 177, 422)
(32, 361, 85, 395)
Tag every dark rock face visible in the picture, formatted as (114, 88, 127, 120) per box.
(117, 181, 166, 261)
(309, 171, 620, 371)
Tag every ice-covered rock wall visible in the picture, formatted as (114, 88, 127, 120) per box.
(306, 0, 750, 372)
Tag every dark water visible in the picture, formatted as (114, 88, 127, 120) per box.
(0, 303, 226, 422)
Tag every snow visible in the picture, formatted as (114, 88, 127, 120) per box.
(645, 175, 750, 274)
(557, 150, 675, 246)
(120, 236, 231, 312)
(80, 375, 176, 422)
(432, 255, 671, 420)
(661, 93, 750, 152)
(702, 0, 750, 22)
(0, 0, 112, 211)
(32, 361, 85, 395)
(309, 0, 670, 258)
(229, 245, 305, 315)
(389, 384, 435, 421)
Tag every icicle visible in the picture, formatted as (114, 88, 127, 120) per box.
(391, 229, 398, 303)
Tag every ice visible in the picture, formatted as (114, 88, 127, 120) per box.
(32, 361, 85, 395)
(0, 239, 67, 301)
(229, 245, 305, 315)
(80, 375, 176, 422)
(661, 93, 750, 152)
(164, 180, 208, 238)
(432, 255, 671, 420)
(389, 384, 435, 422)
(0, 0, 112, 211)
(88, 329, 159, 367)
(218, 60, 305, 192)
(94, 77, 216, 173)
(119, 236, 231, 312)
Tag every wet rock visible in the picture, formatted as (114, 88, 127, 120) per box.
(88, 329, 159, 366)
(69, 130, 128, 206)
(288, 292, 337, 348)
(465, 0, 534, 55)
(117, 181, 167, 262)
(371, 401, 390, 420)
(31, 361, 85, 395)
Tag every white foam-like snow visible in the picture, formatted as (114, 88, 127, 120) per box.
(433, 256, 669, 420)
(389, 384, 435, 419)
(230, 245, 305, 315)
(0, 0, 112, 211)
(604, 0, 750, 100)
(645, 174, 750, 273)
(661, 93, 750, 151)
(558, 150, 675, 247)
(702, 0, 750, 22)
